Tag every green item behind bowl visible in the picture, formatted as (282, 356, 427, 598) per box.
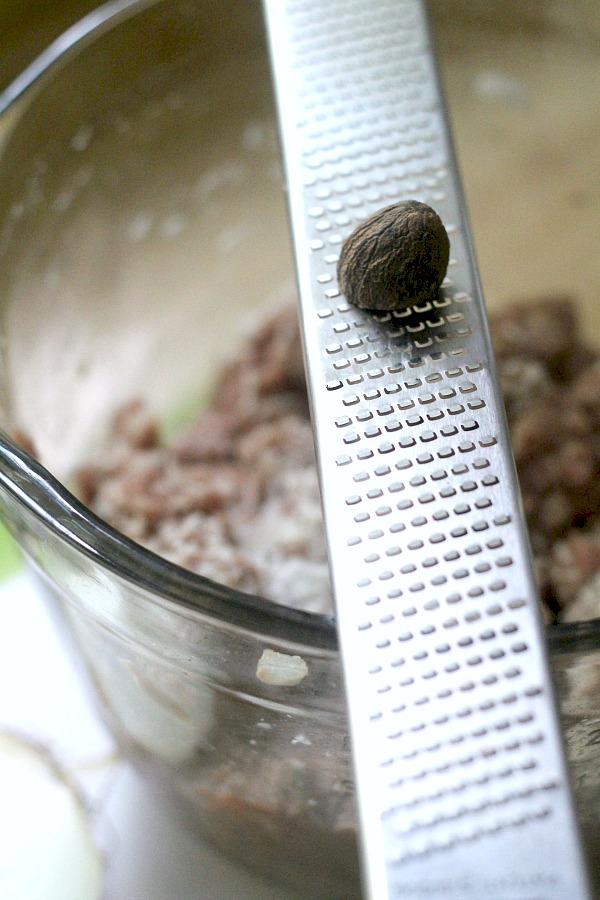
(0, 522, 22, 579)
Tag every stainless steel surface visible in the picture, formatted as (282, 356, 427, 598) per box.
(263, 0, 591, 896)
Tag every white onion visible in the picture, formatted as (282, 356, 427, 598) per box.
(0, 730, 103, 900)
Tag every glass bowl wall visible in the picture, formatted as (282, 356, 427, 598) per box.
(0, 0, 598, 896)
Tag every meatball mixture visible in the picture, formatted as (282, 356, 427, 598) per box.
(78, 297, 600, 622)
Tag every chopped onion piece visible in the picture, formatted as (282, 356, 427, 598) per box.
(256, 649, 308, 686)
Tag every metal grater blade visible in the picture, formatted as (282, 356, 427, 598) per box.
(262, 1, 592, 897)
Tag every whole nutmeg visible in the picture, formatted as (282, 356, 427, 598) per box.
(336, 200, 450, 311)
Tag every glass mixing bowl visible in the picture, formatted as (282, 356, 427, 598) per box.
(0, 1, 599, 896)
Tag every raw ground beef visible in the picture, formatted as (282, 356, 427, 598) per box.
(77, 307, 333, 614)
(490, 297, 600, 622)
(77, 296, 600, 623)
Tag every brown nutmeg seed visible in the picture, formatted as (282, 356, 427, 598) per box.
(336, 200, 450, 311)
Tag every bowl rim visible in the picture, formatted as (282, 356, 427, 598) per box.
(0, 432, 340, 649)
(0, 0, 596, 655)
(0, 0, 162, 118)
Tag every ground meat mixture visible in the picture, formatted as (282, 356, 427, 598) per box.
(489, 297, 600, 622)
(78, 307, 333, 613)
(78, 297, 600, 623)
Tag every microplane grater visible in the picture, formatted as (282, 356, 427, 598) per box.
(262, 1, 592, 898)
